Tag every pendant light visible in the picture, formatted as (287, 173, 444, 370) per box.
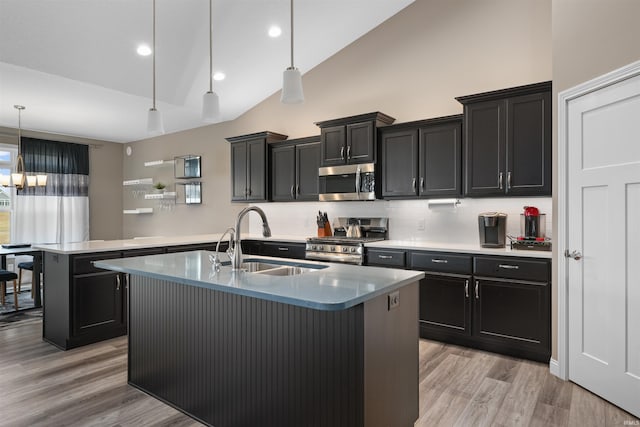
(202, 0, 220, 122)
(281, 0, 304, 104)
(147, 0, 164, 136)
(3, 105, 47, 190)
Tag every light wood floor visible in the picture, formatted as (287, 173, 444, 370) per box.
(0, 319, 637, 427)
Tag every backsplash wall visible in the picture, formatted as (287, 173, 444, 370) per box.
(249, 197, 552, 245)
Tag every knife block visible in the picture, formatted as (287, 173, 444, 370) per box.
(318, 223, 332, 237)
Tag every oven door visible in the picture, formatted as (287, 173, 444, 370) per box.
(318, 163, 376, 201)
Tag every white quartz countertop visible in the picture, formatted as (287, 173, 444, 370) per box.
(94, 251, 424, 311)
(365, 240, 552, 259)
(32, 234, 307, 255)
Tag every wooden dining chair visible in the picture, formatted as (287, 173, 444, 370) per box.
(0, 269, 19, 309)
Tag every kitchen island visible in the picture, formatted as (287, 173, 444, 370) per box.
(95, 251, 424, 427)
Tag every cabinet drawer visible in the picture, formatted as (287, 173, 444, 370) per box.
(474, 256, 549, 282)
(410, 252, 472, 274)
(366, 249, 406, 268)
(261, 242, 306, 259)
(73, 252, 123, 275)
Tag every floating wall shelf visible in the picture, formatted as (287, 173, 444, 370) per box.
(144, 191, 177, 200)
(144, 159, 175, 167)
(123, 178, 153, 186)
(123, 208, 154, 215)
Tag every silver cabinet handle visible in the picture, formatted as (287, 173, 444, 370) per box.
(507, 171, 512, 190)
(378, 255, 393, 259)
(431, 259, 448, 264)
(475, 280, 479, 299)
(347, 145, 351, 160)
(278, 247, 289, 251)
(124, 274, 129, 290)
(465, 279, 469, 298)
(290, 185, 295, 198)
(340, 146, 345, 160)
(420, 177, 424, 191)
(498, 264, 519, 270)
(296, 185, 299, 196)
(412, 178, 416, 191)
(564, 250, 582, 260)
(116, 275, 121, 291)
(498, 172, 504, 190)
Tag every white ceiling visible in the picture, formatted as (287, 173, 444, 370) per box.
(0, 0, 414, 143)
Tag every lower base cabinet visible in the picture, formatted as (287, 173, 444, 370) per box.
(72, 271, 124, 337)
(411, 251, 551, 362)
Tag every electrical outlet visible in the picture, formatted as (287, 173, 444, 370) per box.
(388, 291, 400, 310)
(417, 219, 425, 231)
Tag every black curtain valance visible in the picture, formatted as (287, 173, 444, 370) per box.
(22, 137, 89, 176)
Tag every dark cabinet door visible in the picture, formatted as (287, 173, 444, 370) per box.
(419, 274, 472, 337)
(247, 138, 267, 201)
(419, 122, 462, 197)
(464, 100, 506, 197)
(320, 125, 346, 166)
(72, 271, 124, 336)
(473, 278, 550, 358)
(380, 129, 418, 198)
(230, 141, 248, 201)
(296, 141, 320, 201)
(506, 91, 552, 196)
(346, 121, 375, 164)
(271, 145, 296, 201)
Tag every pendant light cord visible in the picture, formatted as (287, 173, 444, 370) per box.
(209, 0, 213, 92)
(17, 108, 21, 153)
(290, 0, 294, 68)
(152, 0, 157, 110)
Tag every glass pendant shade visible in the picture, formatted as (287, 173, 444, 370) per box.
(37, 174, 47, 186)
(281, 67, 304, 104)
(0, 175, 10, 186)
(26, 175, 37, 187)
(11, 172, 24, 189)
(202, 91, 220, 122)
(147, 108, 164, 136)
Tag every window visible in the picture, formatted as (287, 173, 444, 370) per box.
(0, 144, 18, 243)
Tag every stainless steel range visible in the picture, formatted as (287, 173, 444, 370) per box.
(305, 217, 388, 265)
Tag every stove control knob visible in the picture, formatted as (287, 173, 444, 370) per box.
(330, 246, 336, 252)
(342, 247, 348, 252)
(350, 247, 357, 253)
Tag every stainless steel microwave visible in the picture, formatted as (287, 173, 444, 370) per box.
(318, 163, 377, 201)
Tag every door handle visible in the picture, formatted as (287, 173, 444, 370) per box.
(340, 146, 345, 161)
(296, 185, 299, 196)
(475, 280, 479, 299)
(498, 172, 504, 190)
(116, 274, 121, 291)
(412, 178, 417, 191)
(277, 247, 289, 251)
(498, 264, 519, 270)
(124, 274, 129, 290)
(420, 177, 424, 191)
(347, 145, 351, 160)
(564, 249, 583, 260)
(378, 255, 393, 259)
(431, 259, 448, 264)
(465, 279, 469, 298)
(507, 171, 512, 190)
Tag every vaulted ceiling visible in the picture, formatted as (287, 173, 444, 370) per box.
(0, 0, 414, 142)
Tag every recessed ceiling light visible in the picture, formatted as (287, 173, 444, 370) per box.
(268, 25, 282, 38)
(137, 44, 152, 56)
(213, 72, 226, 81)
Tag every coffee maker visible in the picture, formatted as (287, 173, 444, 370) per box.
(478, 212, 507, 248)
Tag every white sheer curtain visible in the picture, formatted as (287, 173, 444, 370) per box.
(11, 137, 90, 244)
(12, 191, 89, 244)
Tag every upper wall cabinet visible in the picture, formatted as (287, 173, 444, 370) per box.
(456, 81, 552, 197)
(271, 136, 321, 202)
(315, 112, 395, 167)
(226, 131, 288, 202)
(380, 115, 462, 199)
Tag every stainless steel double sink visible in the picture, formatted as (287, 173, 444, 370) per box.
(224, 258, 328, 276)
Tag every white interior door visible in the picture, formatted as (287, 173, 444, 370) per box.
(566, 72, 640, 417)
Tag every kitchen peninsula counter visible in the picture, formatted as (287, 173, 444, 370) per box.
(96, 251, 423, 427)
